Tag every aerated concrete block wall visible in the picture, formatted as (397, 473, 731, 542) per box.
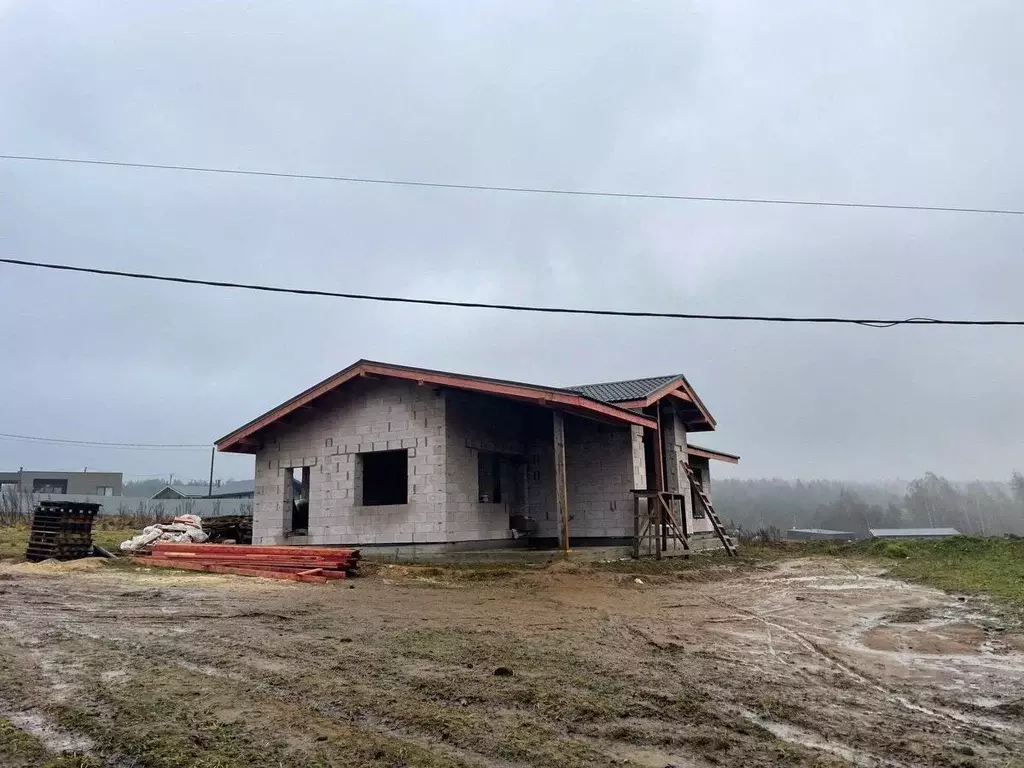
(443, 389, 535, 543)
(662, 409, 713, 534)
(563, 419, 638, 537)
(529, 417, 640, 540)
(253, 378, 447, 545)
(249, 377, 693, 547)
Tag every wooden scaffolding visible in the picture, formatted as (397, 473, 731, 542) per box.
(631, 468, 737, 558)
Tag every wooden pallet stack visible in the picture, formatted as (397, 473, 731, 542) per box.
(135, 543, 360, 583)
(26, 501, 101, 562)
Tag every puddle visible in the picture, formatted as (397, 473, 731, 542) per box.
(3, 709, 94, 754)
(603, 744, 701, 768)
(971, 697, 1002, 709)
(100, 669, 132, 685)
(175, 659, 247, 681)
(739, 708, 901, 767)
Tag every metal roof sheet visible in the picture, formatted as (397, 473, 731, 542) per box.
(566, 375, 680, 403)
(869, 528, 961, 537)
(788, 528, 856, 535)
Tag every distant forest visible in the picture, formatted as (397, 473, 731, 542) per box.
(714, 472, 1024, 537)
(123, 473, 1024, 537)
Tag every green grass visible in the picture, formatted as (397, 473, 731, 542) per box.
(866, 536, 1024, 612)
(0, 717, 99, 768)
(0, 525, 136, 561)
(740, 536, 1024, 614)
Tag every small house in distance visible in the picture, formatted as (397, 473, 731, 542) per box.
(869, 528, 961, 539)
(216, 360, 739, 553)
(150, 480, 255, 500)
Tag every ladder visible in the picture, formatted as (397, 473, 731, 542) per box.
(685, 465, 738, 557)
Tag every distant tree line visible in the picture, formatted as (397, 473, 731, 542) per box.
(715, 472, 1024, 537)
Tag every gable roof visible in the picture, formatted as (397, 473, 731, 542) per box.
(216, 360, 657, 453)
(567, 374, 716, 431)
(567, 376, 678, 403)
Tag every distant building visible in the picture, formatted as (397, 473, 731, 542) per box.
(869, 527, 961, 539)
(0, 470, 123, 496)
(787, 528, 858, 542)
(150, 480, 255, 500)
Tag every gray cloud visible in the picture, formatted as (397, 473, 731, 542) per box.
(1, 0, 1022, 482)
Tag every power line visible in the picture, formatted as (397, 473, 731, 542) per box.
(0, 432, 209, 451)
(2, 256, 1023, 328)
(2, 152, 1023, 217)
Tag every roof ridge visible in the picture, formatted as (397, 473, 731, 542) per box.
(567, 373, 680, 389)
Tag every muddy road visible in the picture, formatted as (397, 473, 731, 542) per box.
(0, 556, 1021, 767)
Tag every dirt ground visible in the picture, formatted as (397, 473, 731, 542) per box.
(0, 556, 1022, 768)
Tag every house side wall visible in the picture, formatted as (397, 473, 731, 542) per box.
(252, 378, 446, 545)
(527, 429, 557, 538)
(662, 409, 714, 534)
(565, 419, 637, 537)
(443, 390, 536, 543)
(630, 424, 649, 530)
(0, 471, 123, 496)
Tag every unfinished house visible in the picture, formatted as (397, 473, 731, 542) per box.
(216, 360, 739, 556)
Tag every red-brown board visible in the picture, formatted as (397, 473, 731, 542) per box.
(150, 543, 360, 559)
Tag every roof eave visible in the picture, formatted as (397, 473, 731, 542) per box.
(216, 360, 657, 453)
(686, 444, 740, 464)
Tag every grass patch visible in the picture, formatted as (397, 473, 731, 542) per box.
(0, 525, 137, 562)
(53, 669, 468, 768)
(885, 606, 932, 624)
(748, 535, 1024, 614)
(870, 537, 1024, 613)
(0, 525, 30, 560)
(0, 717, 50, 768)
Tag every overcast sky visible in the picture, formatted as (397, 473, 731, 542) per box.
(1, 1, 1022, 483)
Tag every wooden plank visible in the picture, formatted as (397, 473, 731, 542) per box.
(655, 407, 667, 554)
(150, 543, 360, 558)
(144, 558, 351, 571)
(150, 551, 352, 564)
(632, 494, 640, 558)
(138, 557, 330, 583)
(657, 494, 691, 552)
(553, 411, 570, 552)
(650, 408, 665, 493)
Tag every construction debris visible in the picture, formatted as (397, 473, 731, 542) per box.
(26, 501, 101, 562)
(201, 515, 253, 544)
(119, 514, 208, 552)
(134, 543, 360, 583)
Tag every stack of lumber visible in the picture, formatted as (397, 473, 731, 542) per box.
(135, 543, 360, 583)
(26, 501, 101, 562)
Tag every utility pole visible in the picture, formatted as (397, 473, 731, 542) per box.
(207, 447, 215, 498)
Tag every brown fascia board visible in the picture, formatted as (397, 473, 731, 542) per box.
(615, 377, 717, 430)
(216, 360, 657, 452)
(686, 445, 740, 464)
